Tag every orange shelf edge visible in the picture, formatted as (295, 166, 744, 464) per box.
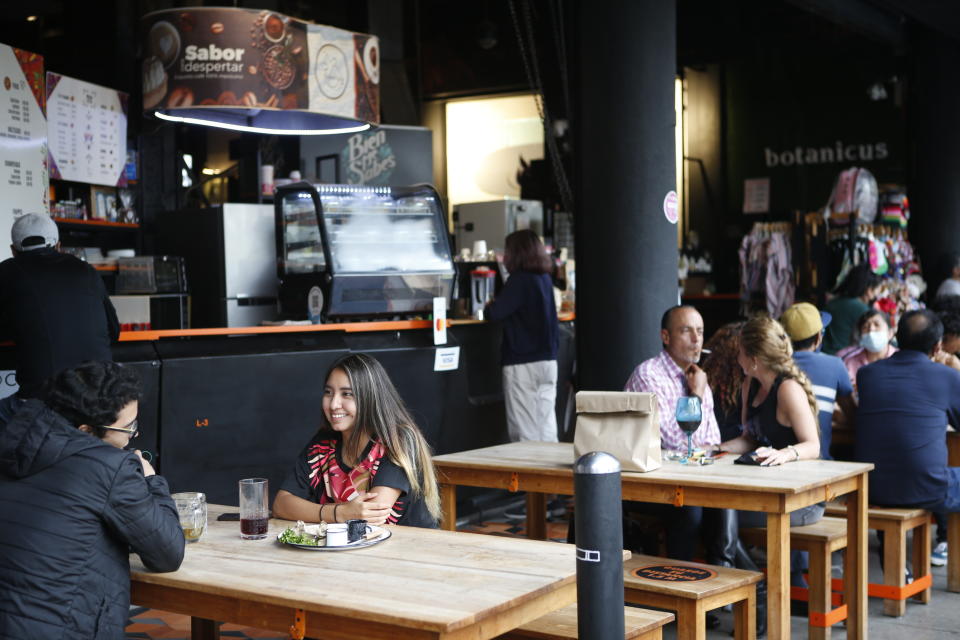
(52, 217, 139, 229)
(117, 312, 575, 342)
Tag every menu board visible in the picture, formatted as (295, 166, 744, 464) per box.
(47, 72, 127, 186)
(0, 44, 47, 261)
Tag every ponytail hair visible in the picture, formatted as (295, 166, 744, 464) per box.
(740, 314, 818, 421)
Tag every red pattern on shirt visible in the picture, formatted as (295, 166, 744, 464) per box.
(306, 438, 404, 524)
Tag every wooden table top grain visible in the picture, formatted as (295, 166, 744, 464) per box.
(130, 504, 580, 640)
(435, 441, 872, 507)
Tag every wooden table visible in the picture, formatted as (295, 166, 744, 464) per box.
(435, 442, 873, 640)
(130, 504, 579, 640)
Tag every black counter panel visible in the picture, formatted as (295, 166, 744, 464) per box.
(157, 347, 349, 505)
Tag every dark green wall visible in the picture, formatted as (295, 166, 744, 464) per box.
(724, 49, 905, 217)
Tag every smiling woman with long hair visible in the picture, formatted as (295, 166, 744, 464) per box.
(273, 353, 441, 528)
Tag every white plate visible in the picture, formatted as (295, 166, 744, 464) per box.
(277, 525, 391, 551)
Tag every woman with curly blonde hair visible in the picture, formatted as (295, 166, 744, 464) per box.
(711, 314, 821, 474)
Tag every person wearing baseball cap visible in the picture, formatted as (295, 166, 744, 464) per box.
(780, 302, 855, 460)
(0, 213, 119, 424)
(10, 212, 60, 253)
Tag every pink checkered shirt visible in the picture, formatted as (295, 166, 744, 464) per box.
(623, 350, 721, 451)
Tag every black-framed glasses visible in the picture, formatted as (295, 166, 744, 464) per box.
(100, 419, 139, 439)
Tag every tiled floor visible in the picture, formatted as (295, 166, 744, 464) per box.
(126, 506, 960, 639)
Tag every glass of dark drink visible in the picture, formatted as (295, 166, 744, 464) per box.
(675, 396, 703, 463)
(239, 477, 269, 540)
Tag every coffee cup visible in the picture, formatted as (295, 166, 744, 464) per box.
(326, 523, 348, 546)
(346, 518, 368, 543)
(471, 240, 487, 261)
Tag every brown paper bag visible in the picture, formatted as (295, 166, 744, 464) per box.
(573, 391, 661, 472)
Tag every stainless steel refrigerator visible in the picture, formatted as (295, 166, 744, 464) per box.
(157, 204, 277, 328)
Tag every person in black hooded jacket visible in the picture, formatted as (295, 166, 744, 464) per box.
(0, 361, 184, 640)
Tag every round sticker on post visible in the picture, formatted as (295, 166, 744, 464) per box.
(663, 190, 679, 224)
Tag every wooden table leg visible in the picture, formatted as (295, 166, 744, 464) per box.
(766, 511, 790, 640)
(526, 492, 547, 540)
(674, 600, 705, 640)
(845, 474, 868, 639)
(440, 483, 457, 531)
(913, 516, 932, 604)
(882, 522, 906, 616)
(949, 512, 960, 593)
(808, 540, 832, 640)
(732, 588, 756, 640)
(190, 617, 219, 640)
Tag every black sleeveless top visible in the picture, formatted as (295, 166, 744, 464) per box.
(745, 375, 798, 450)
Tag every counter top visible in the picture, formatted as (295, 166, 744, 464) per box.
(117, 313, 575, 342)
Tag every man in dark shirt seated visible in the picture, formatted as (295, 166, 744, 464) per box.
(855, 309, 960, 513)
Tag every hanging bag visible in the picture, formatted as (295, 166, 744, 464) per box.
(573, 391, 661, 472)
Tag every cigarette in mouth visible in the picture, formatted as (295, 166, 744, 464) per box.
(700, 349, 711, 354)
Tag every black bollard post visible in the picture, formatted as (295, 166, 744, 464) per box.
(574, 451, 625, 639)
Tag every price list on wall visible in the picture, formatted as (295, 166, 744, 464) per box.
(0, 44, 47, 262)
(47, 72, 127, 187)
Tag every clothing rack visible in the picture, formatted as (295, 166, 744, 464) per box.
(739, 221, 795, 318)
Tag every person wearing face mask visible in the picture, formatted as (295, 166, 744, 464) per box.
(822, 263, 882, 355)
(842, 309, 897, 394)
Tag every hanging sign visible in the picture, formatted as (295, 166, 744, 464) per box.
(0, 44, 47, 262)
(47, 73, 127, 187)
(140, 8, 379, 125)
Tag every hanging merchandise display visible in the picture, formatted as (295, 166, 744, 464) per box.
(738, 221, 794, 318)
(823, 222, 924, 323)
(878, 185, 909, 229)
(823, 167, 878, 226)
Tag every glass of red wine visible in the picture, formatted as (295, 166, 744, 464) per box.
(239, 477, 269, 539)
(675, 396, 703, 463)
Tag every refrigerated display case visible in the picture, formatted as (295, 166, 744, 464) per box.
(275, 182, 454, 320)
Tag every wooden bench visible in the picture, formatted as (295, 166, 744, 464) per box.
(499, 604, 674, 639)
(741, 516, 848, 639)
(824, 502, 932, 616)
(622, 554, 762, 640)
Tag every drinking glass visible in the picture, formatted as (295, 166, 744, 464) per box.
(172, 492, 207, 543)
(239, 478, 269, 540)
(675, 396, 703, 463)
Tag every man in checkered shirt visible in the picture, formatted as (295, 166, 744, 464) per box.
(622, 305, 721, 560)
(624, 305, 721, 452)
